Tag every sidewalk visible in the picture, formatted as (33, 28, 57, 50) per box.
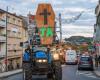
(94, 64, 100, 77)
(0, 69, 22, 78)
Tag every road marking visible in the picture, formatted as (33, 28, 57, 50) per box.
(62, 65, 66, 67)
(77, 70, 99, 79)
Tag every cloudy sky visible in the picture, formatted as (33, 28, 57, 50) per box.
(0, 0, 98, 38)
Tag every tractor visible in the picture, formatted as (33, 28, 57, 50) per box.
(22, 3, 62, 80)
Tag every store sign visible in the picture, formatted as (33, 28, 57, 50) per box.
(39, 26, 53, 37)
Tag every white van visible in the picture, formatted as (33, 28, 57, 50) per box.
(65, 49, 77, 64)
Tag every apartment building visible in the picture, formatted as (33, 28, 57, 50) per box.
(0, 9, 28, 72)
(95, 1, 100, 56)
(28, 14, 36, 44)
(0, 9, 6, 72)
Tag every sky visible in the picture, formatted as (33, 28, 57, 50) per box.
(0, 0, 98, 39)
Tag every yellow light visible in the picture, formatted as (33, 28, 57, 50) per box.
(53, 53, 59, 60)
(60, 53, 63, 55)
(38, 60, 42, 62)
(43, 60, 47, 62)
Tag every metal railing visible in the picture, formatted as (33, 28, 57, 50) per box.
(0, 35, 6, 42)
(0, 18, 6, 28)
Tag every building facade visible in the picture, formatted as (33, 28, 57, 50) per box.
(0, 9, 28, 72)
(0, 10, 6, 72)
(95, 1, 100, 57)
(28, 14, 36, 43)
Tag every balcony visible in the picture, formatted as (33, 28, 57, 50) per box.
(0, 34, 6, 42)
(0, 19, 6, 28)
(0, 52, 5, 59)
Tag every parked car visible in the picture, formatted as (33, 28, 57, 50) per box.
(78, 55, 94, 70)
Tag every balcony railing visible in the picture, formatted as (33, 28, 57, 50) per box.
(0, 52, 5, 58)
(0, 35, 6, 42)
(0, 19, 6, 28)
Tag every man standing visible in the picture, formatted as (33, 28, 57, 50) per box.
(23, 46, 31, 62)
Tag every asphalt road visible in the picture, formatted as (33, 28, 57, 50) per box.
(1, 65, 100, 80)
(62, 65, 99, 80)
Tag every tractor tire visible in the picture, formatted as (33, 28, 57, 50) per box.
(23, 63, 32, 80)
(53, 61, 62, 80)
(47, 73, 54, 80)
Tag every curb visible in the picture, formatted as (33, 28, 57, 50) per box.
(93, 68, 100, 77)
(0, 69, 22, 78)
(93, 71, 100, 77)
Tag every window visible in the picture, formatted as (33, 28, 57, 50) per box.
(81, 57, 91, 61)
(25, 30, 27, 37)
(18, 20, 22, 26)
(7, 30, 10, 36)
(0, 43, 1, 51)
(13, 18, 16, 24)
(18, 32, 21, 35)
(18, 20, 20, 23)
(18, 32, 21, 38)
(13, 44, 16, 47)
(13, 31, 17, 37)
(7, 16, 10, 23)
(7, 44, 10, 49)
(18, 20, 20, 25)
(0, 13, 2, 16)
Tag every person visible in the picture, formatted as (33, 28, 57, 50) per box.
(23, 46, 31, 62)
(47, 45, 52, 64)
(98, 55, 100, 64)
(95, 54, 99, 67)
(17, 62, 20, 69)
(0, 62, 2, 72)
(8, 61, 13, 71)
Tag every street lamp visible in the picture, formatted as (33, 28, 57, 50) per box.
(5, 6, 8, 72)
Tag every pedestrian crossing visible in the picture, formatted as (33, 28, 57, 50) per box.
(76, 70, 99, 79)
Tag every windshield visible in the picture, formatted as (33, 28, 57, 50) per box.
(80, 57, 91, 61)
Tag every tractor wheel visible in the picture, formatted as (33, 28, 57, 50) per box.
(53, 61, 62, 80)
(47, 73, 54, 80)
(23, 63, 32, 80)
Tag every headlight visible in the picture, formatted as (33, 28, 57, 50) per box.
(42, 60, 47, 62)
(36, 59, 47, 63)
(53, 53, 59, 60)
(38, 60, 42, 63)
(60, 53, 63, 55)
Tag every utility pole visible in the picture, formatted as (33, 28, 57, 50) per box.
(55, 13, 62, 43)
(59, 13, 62, 42)
(5, 6, 8, 72)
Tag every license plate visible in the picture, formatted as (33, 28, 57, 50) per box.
(82, 64, 88, 65)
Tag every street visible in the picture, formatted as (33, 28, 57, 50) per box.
(1, 65, 99, 80)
